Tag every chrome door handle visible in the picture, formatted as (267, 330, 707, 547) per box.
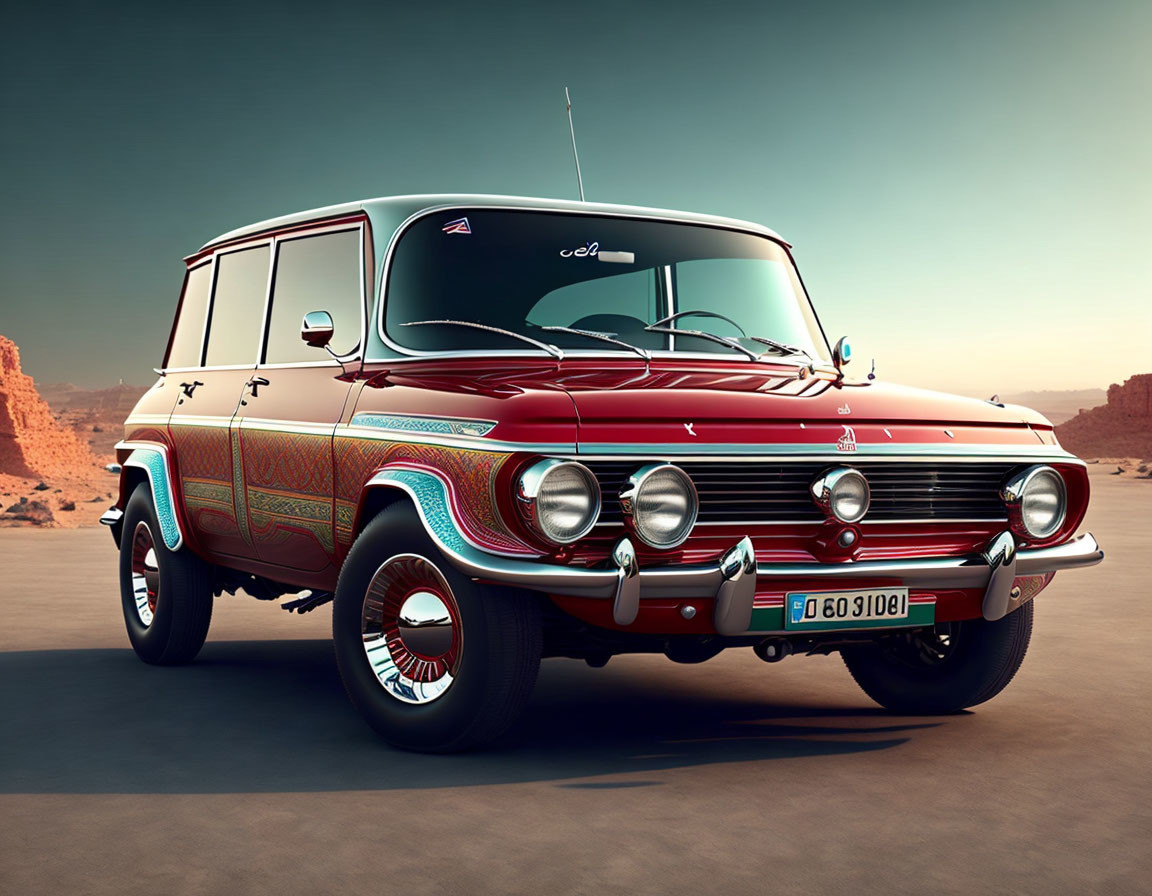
(246, 376, 270, 397)
(180, 380, 203, 397)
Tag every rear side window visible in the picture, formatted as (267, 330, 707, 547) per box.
(166, 262, 212, 368)
(264, 229, 362, 363)
(203, 245, 270, 367)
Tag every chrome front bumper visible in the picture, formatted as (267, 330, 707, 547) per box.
(454, 531, 1103, 635)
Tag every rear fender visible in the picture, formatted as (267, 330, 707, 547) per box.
(115, 441, 183, 551)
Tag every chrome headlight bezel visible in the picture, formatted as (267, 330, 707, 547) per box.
(810, 466, 871, 524)
(619, 463, 699, 549)
(516, 458, 601, 545)
(1001, 464, 1067, 540)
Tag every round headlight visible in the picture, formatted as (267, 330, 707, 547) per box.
(620, 464, 699, 549)
(517, 459, 600, 544)
(1002, 465, 1066, 540)
(811, 467, 870, 524)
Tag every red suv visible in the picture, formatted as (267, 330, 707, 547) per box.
(103, 195, 1103, 751)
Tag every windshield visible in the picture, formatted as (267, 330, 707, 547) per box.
(383, 209, 829, 360)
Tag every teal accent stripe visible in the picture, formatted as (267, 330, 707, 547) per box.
(124, 447, 182, 551)
(371, 469, 470, 555)
(351, 413, 496, 437)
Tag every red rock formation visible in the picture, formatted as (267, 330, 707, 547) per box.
(0, 335, 95, 478)
(1055, 373, 1152, 460)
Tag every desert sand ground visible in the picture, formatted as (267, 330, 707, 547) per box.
(1, 467, 1149, 895)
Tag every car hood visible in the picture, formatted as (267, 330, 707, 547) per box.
(558, 364, 1053, 454)
(361, 360, 1056, 455)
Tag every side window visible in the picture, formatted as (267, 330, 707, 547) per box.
(264, 230, 362, 363)
(165, 262, 212, 368)
(203, 245, 270, 367)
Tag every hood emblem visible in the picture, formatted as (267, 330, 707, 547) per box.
(836, 425, 857, 453)
(684, 422, 697, 437)
(838, 403, 851, 415)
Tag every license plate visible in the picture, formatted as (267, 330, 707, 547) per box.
(785, 589, 910, 629)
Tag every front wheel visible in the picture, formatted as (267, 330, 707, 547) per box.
(332, 504, 542, 752)
(841, 602, 1033, 713)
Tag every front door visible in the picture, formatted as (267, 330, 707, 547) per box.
(168, 240, 271, 562)
(236, 366, 353, 571)
(233, 225, 364, 572)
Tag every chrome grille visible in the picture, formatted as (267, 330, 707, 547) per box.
(585, 460, 1015, 524)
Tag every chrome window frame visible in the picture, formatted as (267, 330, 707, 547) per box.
(370, 204, 833, 366)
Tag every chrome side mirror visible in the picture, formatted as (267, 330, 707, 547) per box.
(301, 310, 334, 348)
(832, 336, 852, 371)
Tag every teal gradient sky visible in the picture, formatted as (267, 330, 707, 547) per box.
(2, 0, 1148, 395)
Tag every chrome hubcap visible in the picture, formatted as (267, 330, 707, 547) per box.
(361, 555, 461, 705)
(130, 522, 159, 627)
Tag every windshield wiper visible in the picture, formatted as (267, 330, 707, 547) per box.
(644, 323, 760, 361)
(749, 336, 811, 360)
(647, 309, 747, 335)
(400, 320, 564, 359)
(538, 325, 651, 364)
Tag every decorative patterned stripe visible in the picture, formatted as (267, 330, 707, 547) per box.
(182, 479, 233, 506)
(247, 488, 333, 523)
(230, 432, 253, 547)
(351, 413, 496, 438)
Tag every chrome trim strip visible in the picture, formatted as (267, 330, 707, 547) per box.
(238, 417, 337, 436)
(145, 412, 1078, 466)
(576, 442, 1074, 458)
(166, 415, 235, 429)
(124, 413, 174, 428)
(116, 441, 183, 551)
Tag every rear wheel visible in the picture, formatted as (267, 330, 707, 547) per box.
(332, 504, 542, 752)
(119, 484, 213, 664)
(841, 603, 1033, 713)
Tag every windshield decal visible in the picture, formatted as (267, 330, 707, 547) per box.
(559, 241, 598, 258)
(442, 217, 471, 234)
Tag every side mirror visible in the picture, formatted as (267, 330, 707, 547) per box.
(832, 336, 852, 371)
(301, 310, 334, 348)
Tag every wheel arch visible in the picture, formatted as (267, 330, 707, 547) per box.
(116, 442, 184, 551)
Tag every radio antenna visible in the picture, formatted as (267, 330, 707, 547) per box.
(564, 87, 585, 201)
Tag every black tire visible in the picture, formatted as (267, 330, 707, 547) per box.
(841, 602, 1033, 713)
(333, 503, 542, 752)
(119, 483, 213, 665)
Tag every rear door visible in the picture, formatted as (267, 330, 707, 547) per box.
(167, 242, 270, 561)
(234, 223, 365, 572)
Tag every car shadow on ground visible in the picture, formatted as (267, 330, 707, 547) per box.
(0, 639, 943, 794)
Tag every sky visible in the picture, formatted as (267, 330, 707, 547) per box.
(1, 0, 1149, 396)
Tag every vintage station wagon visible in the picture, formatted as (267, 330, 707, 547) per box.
(104, 194, 1104, 751)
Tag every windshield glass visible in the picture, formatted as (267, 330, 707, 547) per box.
(383, 209, 829, 360)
